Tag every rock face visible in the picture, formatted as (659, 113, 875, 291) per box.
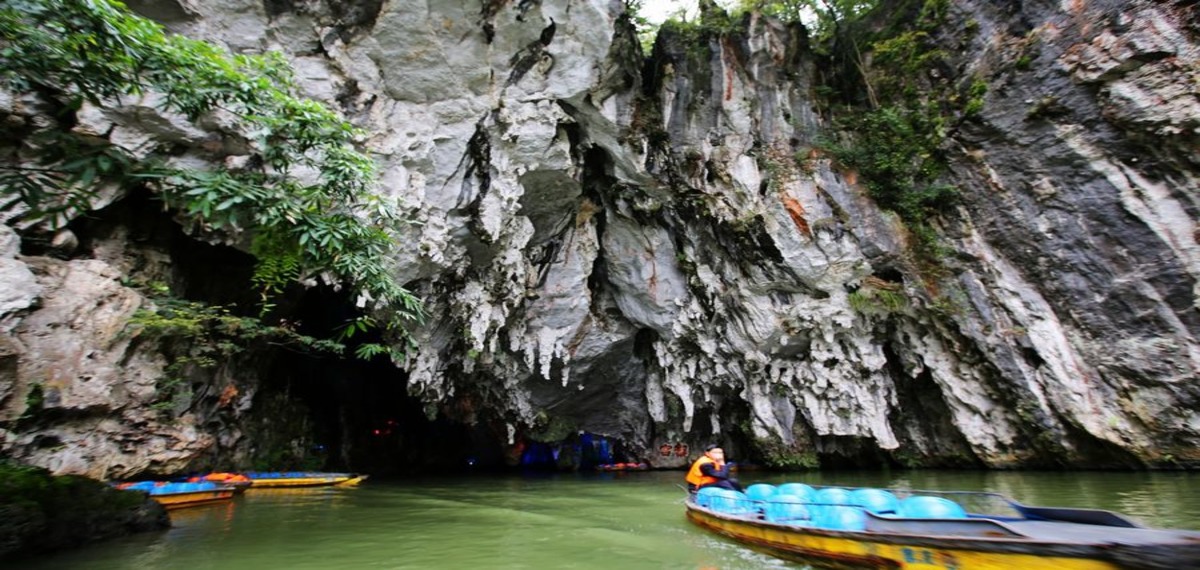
(928, 0, 1200, 466)
(1, 0, 1197, 476)
(0, 224, 218, 479)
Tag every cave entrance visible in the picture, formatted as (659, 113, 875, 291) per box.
(262, 287, 509, 476)
(59, 190, 511, 477)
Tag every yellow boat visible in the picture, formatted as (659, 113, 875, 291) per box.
(243, 471, 368, 488)
(686, 484, 1200, 569)
(118, 481, 236, 510)
(152, 487, 236, 510)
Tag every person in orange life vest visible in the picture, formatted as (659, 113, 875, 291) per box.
(685, 443, 742, 492)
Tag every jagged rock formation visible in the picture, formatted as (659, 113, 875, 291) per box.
(0, 0, 1197, 477)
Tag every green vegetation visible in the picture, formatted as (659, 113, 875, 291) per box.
(753, 436, 821, 470)
(128, 297, 338, 410)
(662, 1, 969, 270)
(736, 0, 878, 44)
(795, 0, 982, 270)
(127, 293, 407, 411)
(19, 383, 44, 423)
(964, 78, 988, 117)
(654, 5, 744, 54)
(251, 443, 326, 471)
(848, 283, 908, 314)
(766, 448, 820, 470)
(529, 412, 577, 443)
(623, 0, 660, 52)
(0, 0, 421, 334)
(0, 460, 165, 557)
(825, 106, 956, 223)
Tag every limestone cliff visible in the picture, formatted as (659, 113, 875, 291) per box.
(0, 0, 1196, 477)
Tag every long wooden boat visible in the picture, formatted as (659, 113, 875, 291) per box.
(117, 481, 236, 510)
(685, 484, 1200, 569)
(186, 472, 253, 493)
(242, 471, 368, 488)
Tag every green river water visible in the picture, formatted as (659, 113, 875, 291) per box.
(14, 470, 1200, 570)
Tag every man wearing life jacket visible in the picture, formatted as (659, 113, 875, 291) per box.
(685, 444, 742, 492)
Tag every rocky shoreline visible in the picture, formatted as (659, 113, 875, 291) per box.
(0, 461, 168, 561)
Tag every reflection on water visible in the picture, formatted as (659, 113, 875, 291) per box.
(14, 470, 1199, 570)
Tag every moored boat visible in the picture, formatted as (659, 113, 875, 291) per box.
(685, 483, 1200, 569)
(596, 462, 649, 471)
(242, 471, 367, 488)
(186, 472, 253, 492)
(118, 481, 236, 510)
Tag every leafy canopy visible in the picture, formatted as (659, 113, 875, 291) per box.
(735, 0, 878, 39)
(0, 0, 421, 330)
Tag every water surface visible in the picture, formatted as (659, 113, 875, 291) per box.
(16, 470, 1199, 569)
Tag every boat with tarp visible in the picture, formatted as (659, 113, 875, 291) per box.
(117, 481, 236, 509)
(242, 471, 367, 488)
(184, 472, 253, 492)
(685, 482, 1200, 569)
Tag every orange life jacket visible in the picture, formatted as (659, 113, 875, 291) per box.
(686, 456, 720, 488)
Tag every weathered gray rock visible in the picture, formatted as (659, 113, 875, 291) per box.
(0, 227, 38, 320)
(0, 256, 222, 479)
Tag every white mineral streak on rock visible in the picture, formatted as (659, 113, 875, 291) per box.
(1061, 4, 1199, 163)
(603, 214, 688, 332)
(617, 13, 916, 451)
(1059, 127, 1200, 311)
(0, 227, 39, 319)
(956, 231, 1075, 449)
(323, 0, 632, 423)
(644, 370, 667, 423)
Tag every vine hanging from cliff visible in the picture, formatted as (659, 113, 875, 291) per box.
(0, 0, 422, 332)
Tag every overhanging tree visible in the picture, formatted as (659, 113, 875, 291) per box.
(0, 0, 421, 348)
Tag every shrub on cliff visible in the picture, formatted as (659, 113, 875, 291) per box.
(0, 461, 168, 559)
(0, 0, 421, 339)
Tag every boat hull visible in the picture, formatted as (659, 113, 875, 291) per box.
(687, 504, 1127, 570)
(248, 475, 367, 488)
(151, 489, 235, 510)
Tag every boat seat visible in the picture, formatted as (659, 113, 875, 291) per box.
(897, 496, 967, 519)
(695, 487, 724, 508)
(776, 483, 815, 501)
(710, 490, 756, 515)
(814, 505, 867, 531)
(745, 484, 777, 501)
(763, 494, 811, 523)
(851, 488, 899, 514)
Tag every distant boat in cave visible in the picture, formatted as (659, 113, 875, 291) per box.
(595, 462, 649, 471)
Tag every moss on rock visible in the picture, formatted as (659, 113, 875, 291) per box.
(0, 461, 169, 560)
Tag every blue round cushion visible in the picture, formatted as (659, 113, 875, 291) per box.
(775, 483, 816, 501)
(744, 484, 777, 501)
(851, 488, 899, 514)
(814, 487, 852, 506)
(764, 494, 811, 523)
(709, 489, 753, 514)
(695, 486, 724, 507)
(815, 505, 867, 531)
(898, 496, 967, 519)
